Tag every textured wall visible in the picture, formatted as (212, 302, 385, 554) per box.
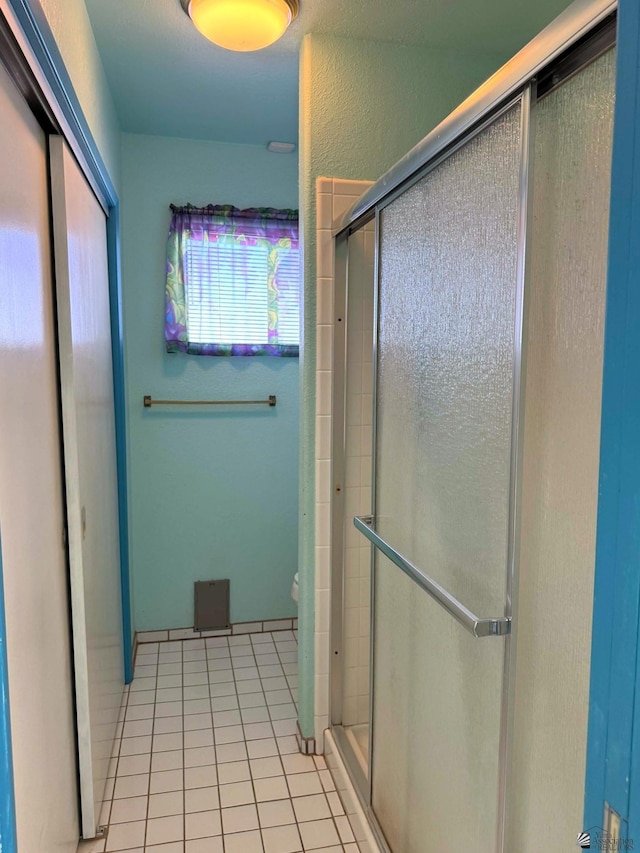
(121, 133, 300, 632)
(37, 0, 121, 187)
(297, 33, 506, 736)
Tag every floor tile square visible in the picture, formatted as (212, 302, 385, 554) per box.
(113, 773, 149, 800)
(277, 735, 298, 755)
(185, 764, 218, 789)
(219, 780, 255, 808)
(214, 724, 244, 745)
(153, 732, 183, 753)
(238, 692, 266, 709)
(127, 690, 155, 707)
(216, 741, 247, 764)
(241, 707, 271, 725)
(211, 696, 238, 712)
(154, 701, 182, 718)
(109, 795, 148, 824)
(216, 760, 251, 784)
(297, 818, 341, 849)
(184, 746, 216, 768)
(245, 722, 274, 741)
(184, 729, 214, 749)
(286, 771, 323, 797)
(222, 803, 259, 834)
(122, 719, 153, 738)
(153, 716, 183, 735)
(225, 830, 264, 853)
(253, 776, 290, 803)
(236, 679, 262, 694)
(205, 636, 230, 648)
(213, 709, 241, 728)
(146, 814, 183, 846)
(151, 749, 183, 772)
(148, 790, 183, 818)
(149, 768, 183, 794)
(183, 661, 207, 674)
(183, 713, 213, 731)
(186, 839, 224, 853)
(104, 819, 145, 851)
(157, 663, 182, 677)
(257, 798, 295, 828)
(235, 667, 260, 681)
(272, 718, 298, 737)
(233, 656, 257, 669)
(265, 689, 292, 706)
(183, 672, 208, 687)
(156, 674, 182, 690)
(292, 793, 331, 823)
(209, 669, 234, 684)
(247, 738, 278, 759)
(269, 703, 297, 721)
(185, 808, 222, 839)
(250, 756, 283, 780)
(183, 685, 209, 701)
(282, 753, 316, 775)
(185, 785, 219, 814)
(261, 676, 288, 692)
(156, 687, 182, 703)
(130, 677, 155, 693)
(117, 753, 151, 777)
(208, 658, 232, 672)
(209, 682, 237, 698)
(184, 698, 212, 716)
(207, 646, 231, 659)
(261, 823, 303, 853)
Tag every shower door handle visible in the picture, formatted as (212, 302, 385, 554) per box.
(354, 515, 511, 638)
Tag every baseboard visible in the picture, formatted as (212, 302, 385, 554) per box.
(135, 616, 298, 647)
(296, 721, 316, 755)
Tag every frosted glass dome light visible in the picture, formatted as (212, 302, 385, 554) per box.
(183, 0, 299, 52)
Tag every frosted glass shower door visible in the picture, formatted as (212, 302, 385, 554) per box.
(367, 103, 523, 852)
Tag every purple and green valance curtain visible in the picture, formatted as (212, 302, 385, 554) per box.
(165, 204, 300, 356)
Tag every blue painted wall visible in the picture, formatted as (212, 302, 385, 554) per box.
(585, 1, 640, 842)
(120, 133, 299, 631)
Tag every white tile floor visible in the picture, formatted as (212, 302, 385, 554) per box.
(85, 631, 360, 853)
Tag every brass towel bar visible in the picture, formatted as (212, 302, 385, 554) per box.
(143, 395, 276, 408)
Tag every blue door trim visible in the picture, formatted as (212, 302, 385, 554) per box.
(585, 0, 640, 836)
(0, 533, 17, 853)
(4, 0, 133, 682)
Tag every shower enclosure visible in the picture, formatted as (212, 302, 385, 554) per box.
(329, 2, 617, 851)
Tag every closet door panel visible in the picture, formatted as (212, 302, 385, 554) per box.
(0, 62, 79, 852)
(51, 138, 124, 837)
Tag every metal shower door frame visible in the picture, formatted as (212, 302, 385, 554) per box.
(328, 3, 618, 851)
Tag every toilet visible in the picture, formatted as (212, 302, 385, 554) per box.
(291, 572, 299, 603)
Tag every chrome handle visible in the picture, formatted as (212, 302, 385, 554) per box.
(354, 516, 511, 638)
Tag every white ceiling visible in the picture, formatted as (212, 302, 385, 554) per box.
(84, 0, 571, 145)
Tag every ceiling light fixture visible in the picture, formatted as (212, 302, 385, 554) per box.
(180, 0, 299, 52)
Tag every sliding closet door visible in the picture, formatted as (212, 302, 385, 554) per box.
(507, 48, 616, 852)
(0, 63, 79, 851)
(50, 138, 124, 837)
(370, 103, 523, 852)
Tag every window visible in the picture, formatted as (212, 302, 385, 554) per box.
(165, 204, 299, 356)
